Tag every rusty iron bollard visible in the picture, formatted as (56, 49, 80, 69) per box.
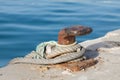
(58, 25, 92, 45)
(45, 25, 92, 59)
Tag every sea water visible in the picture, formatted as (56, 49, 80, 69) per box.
(0, 0, 120, 67)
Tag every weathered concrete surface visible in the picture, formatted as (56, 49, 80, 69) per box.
(0, 29, 120, 80)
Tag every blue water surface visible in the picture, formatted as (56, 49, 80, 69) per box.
(0, 0, 120, 67)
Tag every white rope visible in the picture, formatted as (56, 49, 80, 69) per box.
(34, 41, 78, 59)
(9, 41, 85, 65)
(9, 46, 85, 65)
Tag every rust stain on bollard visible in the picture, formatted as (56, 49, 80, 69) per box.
(58, 25, 92, 45)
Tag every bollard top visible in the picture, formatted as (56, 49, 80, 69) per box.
(58, 25, 92, 45)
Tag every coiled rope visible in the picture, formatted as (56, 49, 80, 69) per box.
(9, 41, 85, 65)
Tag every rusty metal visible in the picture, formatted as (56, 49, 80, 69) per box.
(58, 25, 92, 45)
(54, 58, 97, 72)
